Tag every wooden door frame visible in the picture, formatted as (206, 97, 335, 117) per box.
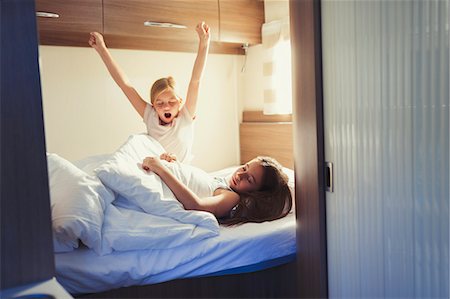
(290, 0, 328, 297)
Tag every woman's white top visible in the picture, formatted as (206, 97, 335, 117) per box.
(162, 161, 231, 198)
(143, 105, 194, 164)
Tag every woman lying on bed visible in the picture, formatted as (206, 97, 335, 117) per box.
(142, 155, 292, 225)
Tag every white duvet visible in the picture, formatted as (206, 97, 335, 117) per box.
(48, 134, 220, 256)
(96, 134, 222, 255)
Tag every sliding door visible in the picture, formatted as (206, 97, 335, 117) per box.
(322, 0, 449, 297)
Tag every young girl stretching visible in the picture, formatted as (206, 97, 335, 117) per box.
(89, 22, 210, 163)
(143, 155, 293, 225)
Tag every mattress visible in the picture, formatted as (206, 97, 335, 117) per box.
(55, 156, 297, 295)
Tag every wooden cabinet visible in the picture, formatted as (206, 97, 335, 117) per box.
(36, 0, 102, 47)
(35, 0, 264, 54)
(103, 1, 219, 41)
(102, 0, 221, 53)
(219, 0, 264, 44)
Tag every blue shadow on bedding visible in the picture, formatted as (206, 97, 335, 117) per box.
(200, 253, 296, 277)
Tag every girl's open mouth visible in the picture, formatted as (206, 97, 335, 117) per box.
(164, 113, 172, 119)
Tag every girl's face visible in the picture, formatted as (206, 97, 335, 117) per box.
(153, 88, 181, 124)
(229, 159, 265, 194)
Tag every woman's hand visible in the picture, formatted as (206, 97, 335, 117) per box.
(142, 156, 165, 173)
(160, 153, 177, 163)
(195, 22, 210, 45)
(88, 32, 106, 52)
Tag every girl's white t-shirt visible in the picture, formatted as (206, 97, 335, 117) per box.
(143, 104, 194, 164)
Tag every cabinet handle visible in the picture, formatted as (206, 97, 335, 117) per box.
(143, 21, 186, 29)
(36, 12, 59, 18)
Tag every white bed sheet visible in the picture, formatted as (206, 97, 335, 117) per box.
(56, 213, 296, 295)
(55, 157, 297, 295)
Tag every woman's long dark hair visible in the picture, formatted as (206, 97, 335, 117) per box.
(220, 156, 293, 226)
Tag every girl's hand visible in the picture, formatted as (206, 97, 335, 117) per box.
(142, 156, 165, 173)
(88, 32, 106, 51)
(160, 153, 177, 163)
(195, 22, 211, 44)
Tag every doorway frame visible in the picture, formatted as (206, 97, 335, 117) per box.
(290, 0, 328, 297)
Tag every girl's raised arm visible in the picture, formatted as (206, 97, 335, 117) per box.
(184, 22, 211, 117)
(89, 32, 147, 118)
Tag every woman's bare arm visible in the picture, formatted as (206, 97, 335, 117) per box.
(142, 157, 239, 218)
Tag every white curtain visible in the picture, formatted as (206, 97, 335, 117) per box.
(262, 17, 292, 115)
(322, 0, 449, 297)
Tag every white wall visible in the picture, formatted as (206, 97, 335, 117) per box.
(239, 0, 290, 113)
(237, 44, 264, 116)
(265, 0, 290, 23)
(39, 46, 241, 172)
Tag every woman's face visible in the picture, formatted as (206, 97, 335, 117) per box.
(229, 159, 265, 193)
(153, 88, 181, 124)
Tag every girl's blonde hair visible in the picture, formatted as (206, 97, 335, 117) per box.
(150, 76, 180, 105)
(220, 156, 293, 226)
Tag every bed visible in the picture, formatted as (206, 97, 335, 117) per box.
(49, 124, 297, 298)
(56, 206, 297, 297)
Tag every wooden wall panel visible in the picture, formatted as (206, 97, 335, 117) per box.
(240, 111, 293, 169)
(1, 0, 55, 289)
(243, 110, 292, 122)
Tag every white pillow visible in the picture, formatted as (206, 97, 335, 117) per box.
(73, 154, 112, 176)
(47, 153, 115, 253)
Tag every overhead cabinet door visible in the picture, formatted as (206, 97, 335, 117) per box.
(219, 0, 264, 44)
(103, 0, 219, 52)
(36, 0, 103, 47)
